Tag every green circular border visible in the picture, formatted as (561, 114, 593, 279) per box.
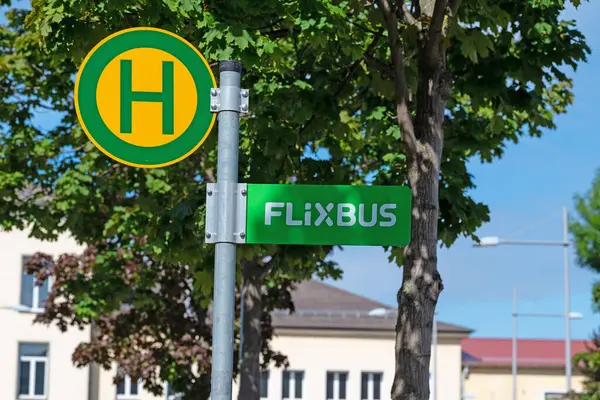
(76, 29, 215, 167)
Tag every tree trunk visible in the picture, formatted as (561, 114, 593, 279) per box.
(237, 262, 264, 400)
(390, 42, 451, 400)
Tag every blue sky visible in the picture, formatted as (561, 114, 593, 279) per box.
(327, 1, 600, 340)
(2, 1, 599, 340)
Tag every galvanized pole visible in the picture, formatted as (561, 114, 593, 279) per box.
(211, 60, 243, 400)
(563, 206, 572, 395)
(512, 288, 518, 400)
(88, 321, 100, 400)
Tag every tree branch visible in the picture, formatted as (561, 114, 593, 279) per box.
(264, 28, 294, 39)
(397, 3, 418, 26)
(254, 17, 286, 32)
(334, 30, 383, 98)
(445, 0, 462, 35)
(259, 253, 280, 281)
(449, 0, 461, 16)
(423, 0, 448, 68)
(376, 0, 417, 159)
(299, 30, 384, 138)
(365, 55, 394, 79)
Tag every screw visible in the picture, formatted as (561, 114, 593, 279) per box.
(211, 88, 218, 96)
(241, 189, 247, 196)
(207, 190, 213, 196)
(241, 104, 248, 112)
(211, 104, 218, 111)
(206, 233, 212, 239)
(241, 90, 249, 98)
(239, 232, 246, 239)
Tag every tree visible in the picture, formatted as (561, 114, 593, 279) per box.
(0, 2, 353, 399)
(0, 1, 590, 400)
(571, 169, 600, 400)
(1, 2, 347, 399)
(348, 0, 588, 398)
(23, 241, 316, 398)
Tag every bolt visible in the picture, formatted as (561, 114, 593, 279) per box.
(211, 104, 218, 111)
(241, 104, 248, 112)
(241, 189, 247, 196)
(211, 88, 218, 96)
(206, 233, 212, 239)
(241, 90, 249, 98)
(239, 232, 246, 239)
(207, 190, 213, 196)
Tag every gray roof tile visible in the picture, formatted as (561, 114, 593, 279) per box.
(272, 280, 473, 334)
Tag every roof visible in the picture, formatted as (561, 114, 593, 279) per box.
(462, 338, 591, 367)
(271, 280, 473, 334)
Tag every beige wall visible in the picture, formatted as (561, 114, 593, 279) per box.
(231, 329, 464, 400)
(464, 365, 586, 400)
(93, 329, 464, 400)
(0, 228, 90, 400)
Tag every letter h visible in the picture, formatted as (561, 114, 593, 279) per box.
(119, 59, 175, 135)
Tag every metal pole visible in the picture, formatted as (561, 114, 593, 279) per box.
(88, 321, 100, 400)
(432, 312, 438, 400)
(512, 288, 518, 400)
(563, 206, 572, 395)
(211, 60, 243, 400)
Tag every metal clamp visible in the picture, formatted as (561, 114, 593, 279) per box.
(205, 183, 248, 244)
(210, 88, 249, 114)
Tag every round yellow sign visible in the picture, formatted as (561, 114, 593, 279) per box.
(74, 27, 216, 168)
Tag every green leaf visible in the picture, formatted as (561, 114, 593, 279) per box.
(459, 30, 494, 63)
(489, 115, 504, 133)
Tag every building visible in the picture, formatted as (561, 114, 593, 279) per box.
(0, 228, 591, 400)
(0, 229, 91, 400)
(462, 338, 588, 400)
(245, 280, 470, 400)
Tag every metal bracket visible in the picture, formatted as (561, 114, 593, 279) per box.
(205, 183, 248, 244)
(209, 88, 249, 114)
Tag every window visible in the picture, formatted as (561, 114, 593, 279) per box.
(17, 343, 49, 399)
(260, 370, 269, 399)
(116, 375, 139, 399)
(361, 372, 382, 400)
(326, 372, 348, 400)
(282, 370, 304, 400)
(20, 256, 50, 311)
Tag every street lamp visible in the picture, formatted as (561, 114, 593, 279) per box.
(511, 288, 583, 400)
(474, 206, 573, 397)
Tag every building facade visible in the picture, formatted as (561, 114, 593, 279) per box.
(0, 229, 91, 400)
(462, 338, 588, 400)
(0, 228, 588, 400)
(236, 280, 470, 400)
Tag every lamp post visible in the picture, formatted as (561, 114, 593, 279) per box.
(511, 288, 583, 400)
(475, 206, 573, 395)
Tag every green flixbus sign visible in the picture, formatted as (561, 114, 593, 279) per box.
(205, 184, 412, 246)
